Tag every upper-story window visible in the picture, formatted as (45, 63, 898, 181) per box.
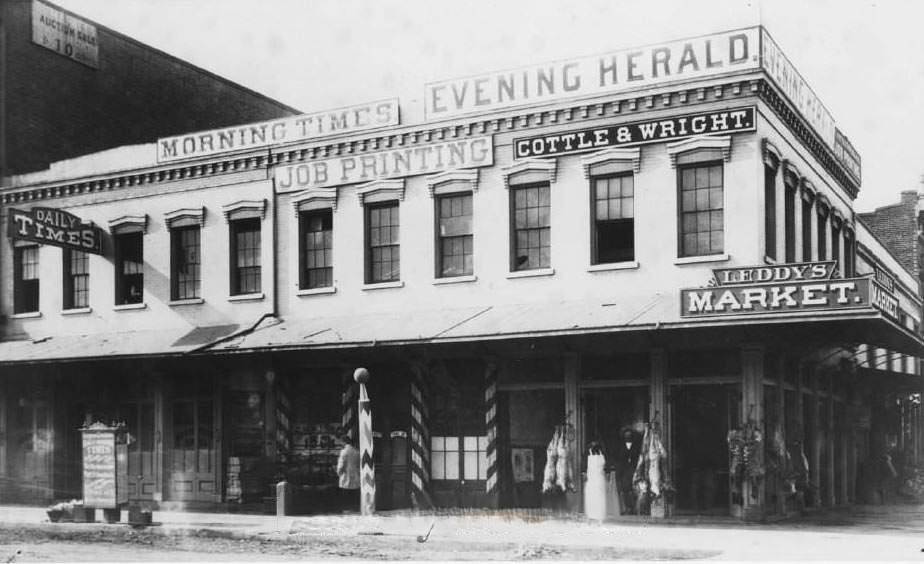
(165, 208, 205, 301)
(511, 183, 550, 271)
(667, 136, 730, 259)
(366, 203, 400, 283)
(437, 193, 473, 277)
(764, 163, 778, 261)
(13, 245, 39, 314)
(110, 215, 147, 306)
(300, 209, 333, 289)
(592, 174, 634, 264)
(63, 249, 89, 310)
(816, 199, 829, 261)
(831, 215, 843, 276)
(230, 218, 261, 295)
(801, 183, 814, 261)
(679, 163, 724, 257)
(843, 226, 855, 276)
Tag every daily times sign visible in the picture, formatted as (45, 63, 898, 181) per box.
(31, 0, 99, 68)
(680, 261, 894, 318)
(7, 207, 104, 254)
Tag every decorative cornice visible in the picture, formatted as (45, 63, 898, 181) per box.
(108, 214, 148, 234)
(222, 199, 266, 222)
(425, 169, 480, 197)
(815, 194, 831, 215)
(762, 139, 782, 170)
(782, 160, 801, 189)
(501, 159, 557, 188)
(355, 179, 405, 204)
(800, 178, 816, 203)
(291, 188, 338, 216)
(665, 135, 731, 168)
(579, 147, 641, 179)
(164, 207, 205, 228)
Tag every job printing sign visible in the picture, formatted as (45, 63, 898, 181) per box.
(681, 261, 881, 318)
(31, 0, 99, 68)
(7, 207, 103, 254)
(425, 28, 759, 120)
(514, 107, 755, 159)
(157, 99, 400, 163)
(274, 136, 493, 193)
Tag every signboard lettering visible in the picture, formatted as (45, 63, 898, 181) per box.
(871, 280, 900, 321)
(31, 0, 99, 68)
(759, 29, 836, 148)
(514, 107, 755, 159)
(834, 129, 861, 184)
(157, 99, 400, 163)
(711, 261, 835, 286)
(7, 207, 103, 254)
(274, 136, 493, 192)
(873, 266, 895, 294)
(82, 432, 116, 508)
(681, 278, 871, 317)
(425, 28, 759, 119)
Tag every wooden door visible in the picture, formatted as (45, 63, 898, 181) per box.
(117, 401, 156, 500)
(167, 392, 219, 502)
(10, 400, 53, 503)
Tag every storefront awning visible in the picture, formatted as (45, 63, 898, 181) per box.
(0, 324, 241, 365)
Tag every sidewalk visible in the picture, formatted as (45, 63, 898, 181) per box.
(1, 502, 923, 560)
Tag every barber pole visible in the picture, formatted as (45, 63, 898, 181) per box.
(484, 363, 498, 496)
(354, 367, 375, 515)
(409, 366, 430, 499)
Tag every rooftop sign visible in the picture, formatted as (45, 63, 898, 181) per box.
(32, 0, 99, 68)
(425, 28, 760, 120)
(157, 99, 400, 163)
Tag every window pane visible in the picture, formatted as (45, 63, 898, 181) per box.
(464, 451, 478, 480)
(464, 436, 478, 451)
(478, 451, 489, 480)
(444, 436, 458, 451)
(432, 451, 445, 480)
(477, 436, 488, 451)
(445, 452, 460, 479)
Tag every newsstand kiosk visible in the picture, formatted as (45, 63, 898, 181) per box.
(80, 422, 129, 523)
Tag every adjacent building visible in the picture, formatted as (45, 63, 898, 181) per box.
(0, 25, 920, 520)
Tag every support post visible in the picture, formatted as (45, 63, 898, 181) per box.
(409, 362, 430, 508)
(564, 354, 580, 512)
(741, 345, 765, 521)
(355, 368, 375, 516)
(484, 361, 499, 506)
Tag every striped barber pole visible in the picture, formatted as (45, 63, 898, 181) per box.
(358, 383, 375, 515)
(342, 373, 357, 439)
(484, 363, 498, 495)
(409, 368, 430, 498)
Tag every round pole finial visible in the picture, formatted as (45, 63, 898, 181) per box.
(353, 367, 370, 384)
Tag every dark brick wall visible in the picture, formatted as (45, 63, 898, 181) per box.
(1, 0, 299, 177)
(859, 190, 921, 279)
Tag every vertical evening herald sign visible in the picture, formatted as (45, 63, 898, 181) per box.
(31, 0, 99, 68)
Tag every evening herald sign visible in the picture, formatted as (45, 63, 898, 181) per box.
(274, 136, 493, 192)
(425, 28, 760, 119)
(514, 107, 754, 159)
(31, 0, 99, 68)
(680, 261, 877, 318)
(7, 207, 103, 254)
(157, 99, 400, 163)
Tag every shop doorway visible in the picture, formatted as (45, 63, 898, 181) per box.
(367, 368, 411, 510)
(9, 399, 53, 503)
(167, 376, 219, 502)
(671, 384, 740, 514)
(117, 400, 156, 501)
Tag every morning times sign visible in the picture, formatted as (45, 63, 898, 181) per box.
(514, 107, 755, 159)
(680, 261, 876, 318)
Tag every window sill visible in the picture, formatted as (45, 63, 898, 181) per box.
(507, 268, 555, 279)
(674, 253, 730, 265)
(587, 261, 639, 272)
(433, 275, 477, 286)
(10, 311, 41, 319)
(361, 281, 404, 291)
(297, 286, 337, 297)
(62, 307, 92, 316)
(113, 302, 147, 311)
(169, 298, 204, 307)
(228, 293, 265, 303)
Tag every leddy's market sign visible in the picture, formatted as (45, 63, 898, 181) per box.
(7, 207, 103, 254)
(680, 261, 884, 318)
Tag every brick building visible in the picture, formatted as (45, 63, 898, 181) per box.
(0, 0, 299, 179)
(860, 190, 924, 286)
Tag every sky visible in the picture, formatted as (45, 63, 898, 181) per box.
(54, 0, 924, 213)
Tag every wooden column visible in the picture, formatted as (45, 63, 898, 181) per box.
(776, 354, 786, 516)
(153, 370, 165, 503)
(741, 345, 765, 520)
(825, 375, 836, 507)
(650, 349, 668, 455)
(564, 354, 581, 511)
(808, 367, 821, 507)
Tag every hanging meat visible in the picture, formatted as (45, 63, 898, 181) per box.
(555, 425, 575, 492)
(542, 426, 560, 493)
(634, 423, 668, 497)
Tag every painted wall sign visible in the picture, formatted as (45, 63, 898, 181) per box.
(274, 136, 493, 192)
(82, 431, 117, 508)
(873, 266, 896, 294)
(425, 28, 759, 120)
(833, 129, 861, 184)
(7, 207, 104, 254)
(31, 0, 99, 68)
(871, 280, 900, 322)
(514, 107, 755, 159)
(710, 261, 836, 287)
(759, 29, 836, 149)
(157, 99, 400, 163)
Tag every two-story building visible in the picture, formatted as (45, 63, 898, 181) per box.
(1, 26, 921, 519)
